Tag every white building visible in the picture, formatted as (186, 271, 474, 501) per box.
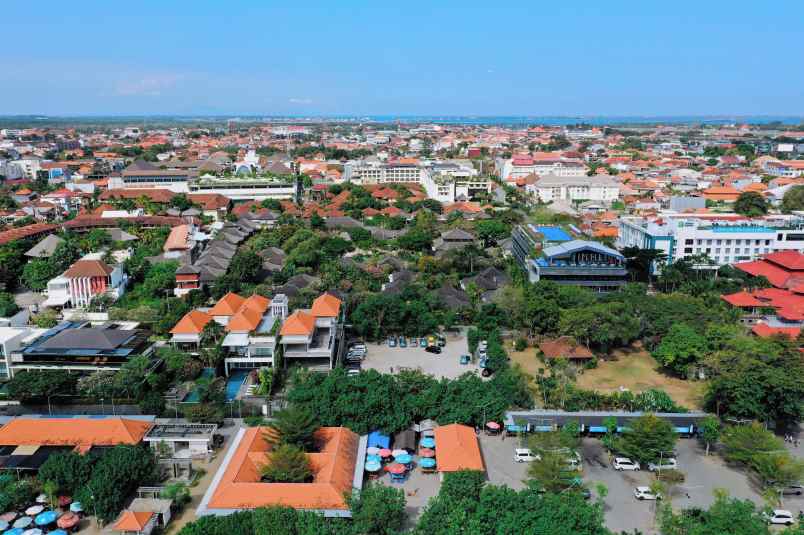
(43, 258, 128, 308)
(526, 174, 620, 204)
(343, 159, 428, 184)
(618, 213, 804, 268)
(0, 327, 43, 380)
(422, 163, 492, 203)
(497, 156, 587, 182)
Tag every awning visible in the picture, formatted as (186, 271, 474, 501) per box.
(11, 445, 39, 456)
(42, 295, 70, 307)
(222, 333, 249, 347)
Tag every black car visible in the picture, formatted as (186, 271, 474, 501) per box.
(425, 345, 442, 354)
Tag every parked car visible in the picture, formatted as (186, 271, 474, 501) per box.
(387, 336, 397, 347)
(419, 337, 427, 347)
(460, 354, 471, 365)
(634, 486, 661, 500)
(613, 457, 641, 471)
(764, 510, 795, 526)
(425, 345, 442, 354)
(437, 334, 446, 347)
(647, 458, 678, 472)
(514, 448, 540, 463)
(350, 343, 366, 352)
(782, 484, 803, 496)
(399, 336, 407, 348)
(346, 368, 361, 377)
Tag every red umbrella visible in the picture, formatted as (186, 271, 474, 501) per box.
(418, 448, 435, 458)
(386, 463, 406, 474)
(57, 512, 80, 530)
(486, 421, 500, 430)
(57, 496, 72, 508)
(378, 448, 392, 458)
(0, 512, 17, 522)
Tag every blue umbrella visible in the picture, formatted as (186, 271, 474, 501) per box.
(420, 437, 435, 449)
(364, 460, 382, 472)
(46, 531, 67, 535)
(420, 457, 436, 468)
(3, 529, 24, 535)
(34, 512, 56, 527)
(0, 521, 7, 531)
(68, 503, 82, 513)
(365, 454, 381, 464)
(395, 453, 412, 464)
(12, 518, 31, 529)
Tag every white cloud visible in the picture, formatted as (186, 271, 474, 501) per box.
(288, 97, 313, 104)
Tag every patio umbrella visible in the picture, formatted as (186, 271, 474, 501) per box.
(486, 421, 500, 430)
(419, 457, 436, 469)
(24, 507, 42, 517)
(364, 460, 382, 472)
(391, 449, 407, 457)
(365, 454, 381, 464)
(386, 463, 406, 475)
(34, 496, 46, 505)
(68, 503, 82, 514)
(378, 448, 392, 458)
(3, 529, 23, 535)
(56, 512, 79, 530)
(366, 446, 380, 456)
(22, 529, 42, 535)
(418, 448, 435, 458)
(34, 511, 57, 527)
(12, 518, 31, 529)
(47, 530, 67, 535)
(56, 496, 71, 508)
(420, 437, 435, 449)
(0, 514, 17, 523)
(0, 521, 7, 531)
(394, 453, 413, 465)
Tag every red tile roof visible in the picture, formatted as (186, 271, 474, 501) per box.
(433, 424, 485, 473)
(208, 292, 246, 317)
(280, 311, 316, 336)
(311, 293, 341, 318)
(170, 310, 212, 335)
(0, 417, 151, 449)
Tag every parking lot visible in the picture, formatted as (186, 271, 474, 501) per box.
(360, 332, 479, 379)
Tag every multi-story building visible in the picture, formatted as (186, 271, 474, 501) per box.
(496, 156, 586, 182)
(5, 321, 153, 377)
(618, 213, 804, 268)
(421, 163, 492, 203)
(525, 174, 620, 204)
(188, 176, 297, 201)
(511, 224, 627, 291)
(761, 159, 804, 178)
(43, 258, 128, 308)
(279, 293, 343, 371)
(343, 159, 428, 184)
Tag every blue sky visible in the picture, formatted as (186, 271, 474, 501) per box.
(2, 0, 802, 116)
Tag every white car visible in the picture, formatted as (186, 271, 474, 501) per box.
(634, 486, 661, 501)
(612, 457, 641, 471)
(765, 509, 795, 526)
(514, 448, 540, 463)
(647, 458, 678, 471)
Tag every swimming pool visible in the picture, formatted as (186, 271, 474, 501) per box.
(534, 225, 572, 242)
(225, 370, 249, 402)
(181, 368, 216, 403)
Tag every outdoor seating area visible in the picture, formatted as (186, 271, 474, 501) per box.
(363, 430, 440, 482)
(0, 493, 85, 535)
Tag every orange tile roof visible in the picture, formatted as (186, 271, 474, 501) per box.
(112, 511, 153, 532)
(311, 293, 341, 318)
(170, 310, 212, 335)
(208, 292, 246, 317)
(63, 260, 114, 278)
(205, 426, 358, 511)
(240, 294, 270, 314)
(226, 306, 264, 333)
(163, 224, 190, 251)
(433, 424, 485, 473)
(0, 417, 151, 449)
(280, 310, 316, 336)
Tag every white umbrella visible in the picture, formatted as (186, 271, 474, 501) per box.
(392, 449, 407, 457)
(23, 529, 43, 535)
(34, 495, 47, 504)
(366, 446, 380, 455)
(25, 506, 44, 516)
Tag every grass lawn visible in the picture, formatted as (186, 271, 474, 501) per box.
(509, 347, 546, 406)
(576, 346, 706, 410)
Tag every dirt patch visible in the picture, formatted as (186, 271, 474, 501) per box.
(509, 347, 547, 406)
(576, 347, 706, 410)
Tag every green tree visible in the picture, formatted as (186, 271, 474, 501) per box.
(269, 407, 319, 451)
(781, 185, 804, 213)
(616, 413, 677, 465)
(38, 451, 92, 493)
(0, 292, 19, 317)
(721, 423, 784, 466)
(659, 492, 773, 535)
(527, 450, 581, 493)
(733, 191, 769, 217)
(349, 483, 406, 535)
(260, 444, 313, 483)
(652, 323, 708, 376)
(22, 258, 59, 290)
(699, 415, 721, 456)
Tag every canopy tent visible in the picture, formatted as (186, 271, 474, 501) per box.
(56, 513, 79, 530)
(12, 518, 31, 529)
(393, 430, 416, 452)
(420, 437, 435, 449)
(33, 511, 57, 526)
(367, 431, 390, 450)
(418, 448, 435, 458)
(394, 453, 412, 465)
(3, 529, 23, 535)
(420, 457, 436, 469)
(364, 461, 381, 473)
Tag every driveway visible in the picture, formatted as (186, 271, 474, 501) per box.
(361, 332, 477, 379)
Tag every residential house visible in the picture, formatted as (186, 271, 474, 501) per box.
(280, 293, 343, 370)
(43, 258, 128, 308)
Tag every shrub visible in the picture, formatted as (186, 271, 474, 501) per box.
(260, 444, 313, 483)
